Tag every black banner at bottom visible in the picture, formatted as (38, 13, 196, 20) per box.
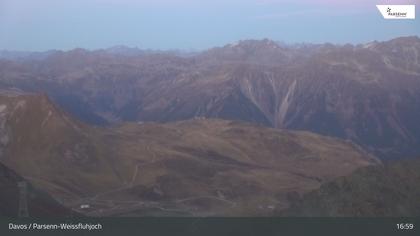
(1, 217, 418, 236)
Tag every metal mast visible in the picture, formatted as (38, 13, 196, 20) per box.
(17, 181, 29, 217)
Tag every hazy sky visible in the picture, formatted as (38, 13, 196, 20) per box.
(0, 0, 419, 51)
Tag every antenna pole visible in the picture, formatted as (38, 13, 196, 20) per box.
(18, 181, 29, 217)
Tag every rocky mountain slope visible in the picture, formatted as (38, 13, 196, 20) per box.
(0, 91, 378, 216)
(0, 37, 419, 158)
(281, 157, 420, 217)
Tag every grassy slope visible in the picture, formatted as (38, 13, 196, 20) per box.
(0, 93, 379, 216)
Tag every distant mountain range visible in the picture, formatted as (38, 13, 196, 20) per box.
(1, 36, 419, 159)
(1, 36, 420, 216)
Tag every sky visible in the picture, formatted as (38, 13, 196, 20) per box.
(0, 0, 419, 51)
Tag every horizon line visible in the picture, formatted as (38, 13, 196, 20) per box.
(1, 35, 419, 53)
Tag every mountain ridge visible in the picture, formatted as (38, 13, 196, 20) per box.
(0, 36, 419, 159)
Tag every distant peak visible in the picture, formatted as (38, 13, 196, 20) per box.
(106, 45, 139, 51)
(362, 41, 379, 49)
(67, 48, 90, 54)
(225, 39, 282, 50)
(388, 36, 420, 44)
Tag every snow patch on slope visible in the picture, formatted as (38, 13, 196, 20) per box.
(277, 80, 297, 128)
(0, 105, 7, 113)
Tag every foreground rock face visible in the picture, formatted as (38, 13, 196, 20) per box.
(281, 157, 420, 217)
(1, 37, 420, 158)
(0, 92, 378, 216)
(0, 162, 74, 217)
